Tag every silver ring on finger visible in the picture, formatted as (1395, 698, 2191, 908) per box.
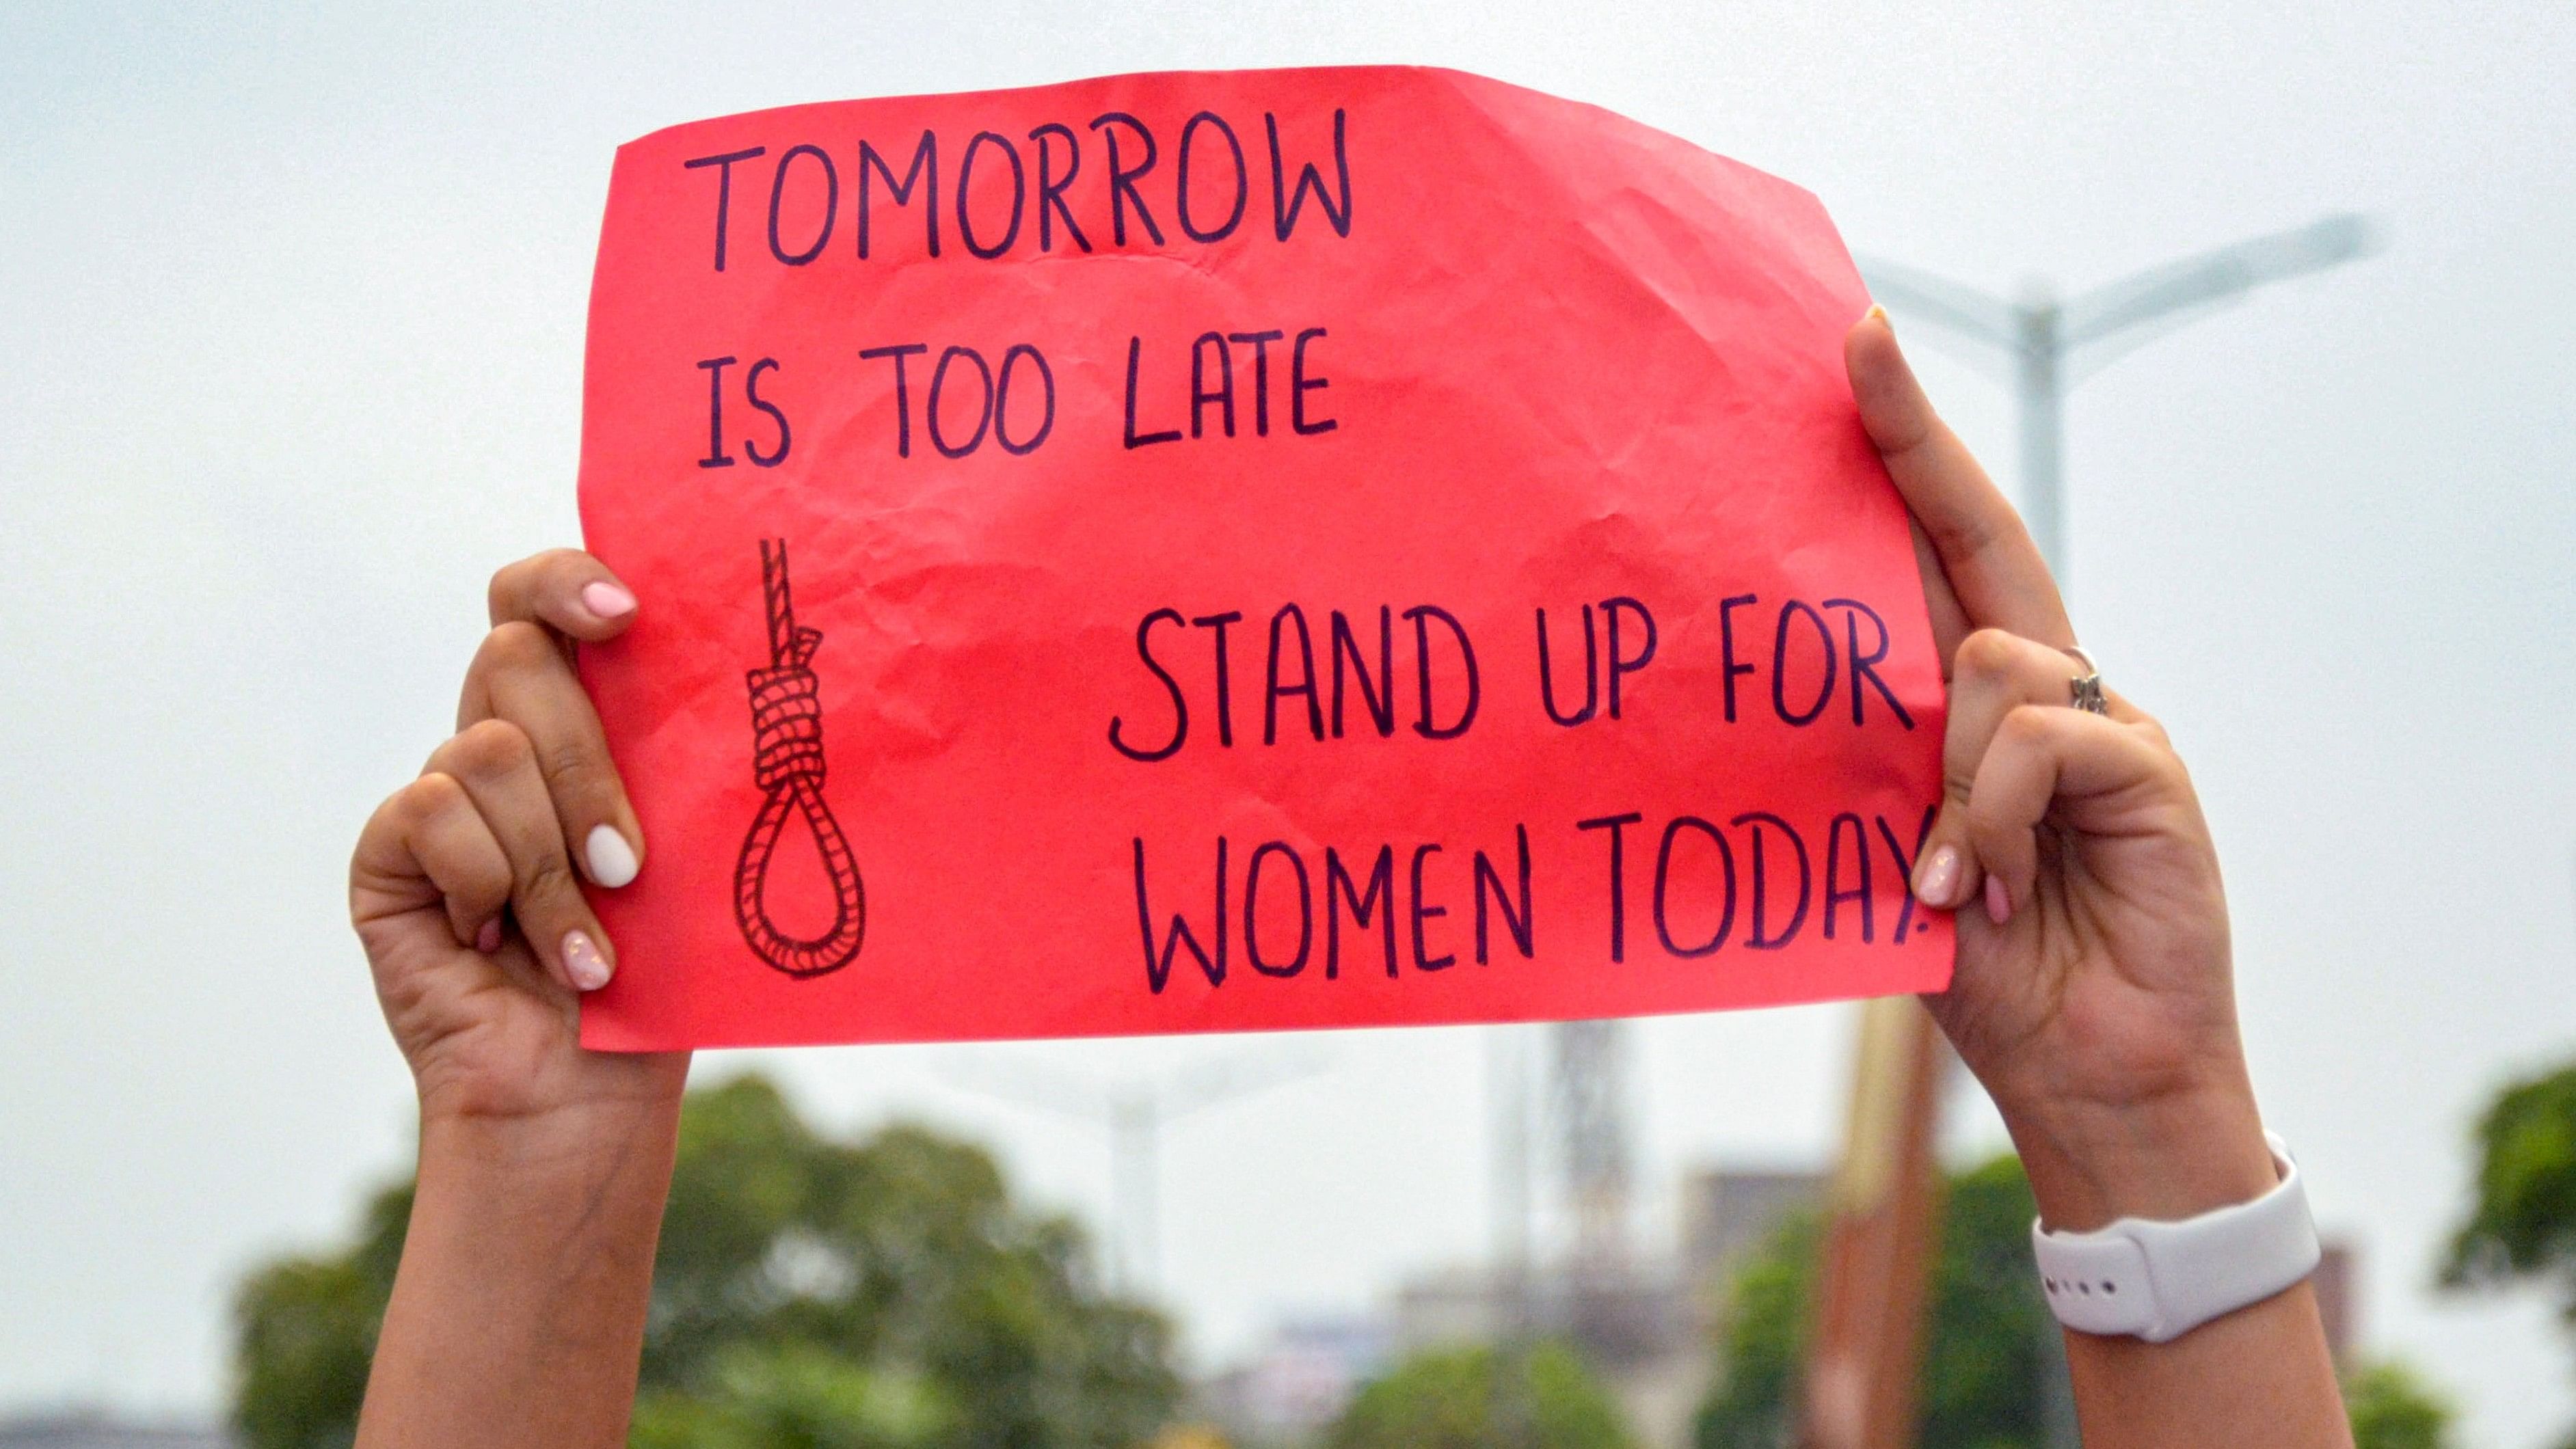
(2063, 645, 2108, 714)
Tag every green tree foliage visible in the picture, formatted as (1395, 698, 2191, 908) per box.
(231, 1074, 1179, 1449)
(1324, 1341, 1635, 1449)
(2444, 1064, 2576, 1310)
(2444, 1059, 2576, 1449)
(628, 1343, 956, 1449)
(1917, 1156, 2054, 1447)
(1694, 1152, 2052, 1449)
(2340, 1361, 2455, 1449)
(232, 1182, 413, 1449)
(1691, 1209, 1816, 1449)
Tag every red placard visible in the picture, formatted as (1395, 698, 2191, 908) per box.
(575, 66, 1949, 1050)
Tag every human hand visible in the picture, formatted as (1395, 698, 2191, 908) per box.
(1847, 309, 2276, 1228)
(349, 550, 687, 1127)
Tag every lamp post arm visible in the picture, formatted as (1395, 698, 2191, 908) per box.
(1157, 1048, 1332, 1123)
(2063, 213, 2378, 349)
(939, 1051, 1114, 1124)
(1855, 256, 2020, 353)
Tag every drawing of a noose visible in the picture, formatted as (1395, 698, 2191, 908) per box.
(734, 539, 865, 978)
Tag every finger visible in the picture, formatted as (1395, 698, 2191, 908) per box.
(426, 719, 617, 992)
(1908, 517, 1972, 665)
(1911, 628, 2097, 909)
(1845, 309, 2074, 649)
(351, 772, 513, 951)
(487, 548, 641, 643)
(457, 621, 645, 889)
(1963, 703, 2184, 919)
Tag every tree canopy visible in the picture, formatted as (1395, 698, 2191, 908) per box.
(2339, 1362, 2456, 1449)
(1324, 1341, 1635, 1449)
(2445, 1059, 2576, 1449)
(232, 1073, 1179, 1449)
(2444, 1062, 2576, 1308)
(1694, 1152, 2052, 1449)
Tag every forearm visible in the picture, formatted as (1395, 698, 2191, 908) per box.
(2008, 1083, 2350, 1449)
(357, 1098, 682, 1449)
(2061, 1284, 2346, 1448)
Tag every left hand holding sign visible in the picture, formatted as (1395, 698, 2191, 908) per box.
(1844, 311, 2275, 1235)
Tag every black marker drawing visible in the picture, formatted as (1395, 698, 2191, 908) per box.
(734, 538, 866, 977)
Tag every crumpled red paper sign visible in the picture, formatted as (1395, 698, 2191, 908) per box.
(574, 66, 1950, 1051)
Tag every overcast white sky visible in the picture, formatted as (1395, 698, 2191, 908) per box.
(4, 1, 2573, 1442)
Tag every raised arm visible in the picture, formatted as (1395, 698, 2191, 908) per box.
(1847, 308, 2349, 1446)
(348, 552, 686, 1449)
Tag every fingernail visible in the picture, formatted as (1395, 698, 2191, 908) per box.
(585, 824, 640, 889)
(474, 918, 502, 954)
(562, 929, 613, 991)
(1984, 876, 2012, 925)
(580, 580, 637, 619)
(1916, 845, 1959, 908)
(1864, 302, 1890, 328)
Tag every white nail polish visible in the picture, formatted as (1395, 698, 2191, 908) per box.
(585, 824, 640, 889)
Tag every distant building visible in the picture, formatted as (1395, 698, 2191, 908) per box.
(1679, 1167, 1829, 1301)
(1389, 1262, 1692, 1368)
(0, 1414, 232, 1449)
(1232, 1167, 1831, 1449)
(1196, 1316, 1393, 1447)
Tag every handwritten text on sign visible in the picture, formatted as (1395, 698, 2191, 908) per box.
(574, 66, 1951, 1050)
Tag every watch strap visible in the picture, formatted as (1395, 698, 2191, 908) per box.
(2030, 1131, 2320, 1344)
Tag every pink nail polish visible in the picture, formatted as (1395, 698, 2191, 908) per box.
(1916, 846, 1959, 908)
(581, 580, 638, 619)
(1984, 876, 2011, 925)
(475, 918, 502, 954)
(562, 928, 613, 991)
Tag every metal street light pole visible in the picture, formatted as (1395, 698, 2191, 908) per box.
(1862, 211, 2378, 582)
(2013, 298, 2065, 569)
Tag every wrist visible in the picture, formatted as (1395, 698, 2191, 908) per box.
(2001, 1079, 2278, 1233)
(418, 1087, 684, 1190)
(411, 1038, 690, 1140)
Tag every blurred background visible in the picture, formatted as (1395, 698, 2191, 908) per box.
(3, 2, 2571, 1446)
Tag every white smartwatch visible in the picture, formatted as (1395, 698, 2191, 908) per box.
(2030, 1131, 2320, 1344)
